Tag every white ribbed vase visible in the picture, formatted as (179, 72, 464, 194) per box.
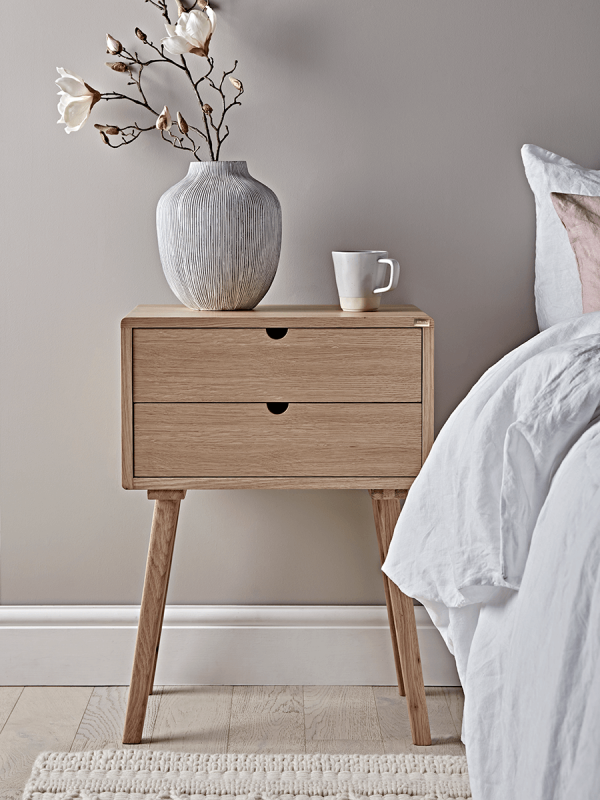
(157, 161, 282, 310)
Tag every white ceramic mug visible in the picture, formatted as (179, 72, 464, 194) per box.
(332, 250, 400, 311)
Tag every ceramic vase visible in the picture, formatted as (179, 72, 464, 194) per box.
(156, 161, 282, 310)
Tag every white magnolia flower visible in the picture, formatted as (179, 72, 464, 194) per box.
(56, 68, 101, 134)
(162, 7, 216, 57)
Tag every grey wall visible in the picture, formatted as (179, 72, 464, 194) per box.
(1, 0, 599, 604)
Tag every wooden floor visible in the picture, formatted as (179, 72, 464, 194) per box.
(0, 685, 464, 800)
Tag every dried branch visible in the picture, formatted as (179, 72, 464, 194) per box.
(143, 0, 172, 25)
(178, 53, 216, 160)
(77, 1, 244, 161)
(203, 60, 243, 160)
(100, 91, 159, 116)
(161, 128, 203, 160)
(100, 122, 156, 149)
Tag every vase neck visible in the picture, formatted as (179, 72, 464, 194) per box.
(187, 161, 249, 178)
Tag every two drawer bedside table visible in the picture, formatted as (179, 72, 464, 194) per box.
(121, 304, 434, 746)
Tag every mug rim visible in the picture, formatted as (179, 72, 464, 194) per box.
(332, 250, 388, 255)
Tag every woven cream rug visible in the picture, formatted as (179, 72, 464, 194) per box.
(23, 751, 471, 800)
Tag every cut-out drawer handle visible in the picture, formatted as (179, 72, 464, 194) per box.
(267, 402, 289, 415)
(266, 328, 288, 340)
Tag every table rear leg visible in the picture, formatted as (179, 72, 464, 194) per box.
(370, 488, 431, 746)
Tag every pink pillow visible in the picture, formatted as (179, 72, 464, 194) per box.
(551, 192, 600, 314)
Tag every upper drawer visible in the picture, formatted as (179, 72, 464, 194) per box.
(132, 328, 422, 402)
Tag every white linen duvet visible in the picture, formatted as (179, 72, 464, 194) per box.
(383, 312, 600, 800)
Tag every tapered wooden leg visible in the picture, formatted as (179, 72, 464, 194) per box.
(371, 491, 406, 697)
(370, 488, 431, 746)
(123, 490, 186, 744)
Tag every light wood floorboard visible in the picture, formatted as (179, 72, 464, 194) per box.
(0, 689, 23, 736)
(151, 686, 232, 752)
(1, 684, 465, 795)
(444, 687, 465, 738)
(71, 685, 163, 751)
(304, 686, 381, 741)
(0, 687, 92, 800)
(228, 685, 305, 753)
(305, 739, 384, 754)
(374, 686, 465, 755)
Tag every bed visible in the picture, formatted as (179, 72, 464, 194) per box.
(382, 146, 600, 800)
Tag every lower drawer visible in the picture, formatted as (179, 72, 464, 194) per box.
(134, 403, 422, 477)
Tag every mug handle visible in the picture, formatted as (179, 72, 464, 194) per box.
(373, 258, 400, 293)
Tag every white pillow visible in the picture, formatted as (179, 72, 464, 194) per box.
(521, 144, 600, 330)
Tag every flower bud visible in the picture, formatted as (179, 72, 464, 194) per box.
(229, 77, 243, 92)
(177, 112, 189, 134)
(135, 28, 147, 41)
(94, 124, 120, 135)
(100, 131, 109, 145)
(156, 105, 172, 131)
(106, 34, 123, 54)
(202, 103, 213, 115)
(105, 61, 129, 72)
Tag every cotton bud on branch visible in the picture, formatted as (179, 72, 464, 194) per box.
(135, 28, 147, 42)
(202, 103, 213, 115)
(99, 131, 109, 145)
(106, 34, 123, 54)
(177, 112, 189, 134)
(229, 76, 243, 92)
(156, 105, 172, 131)
(105, 61, 129, 73)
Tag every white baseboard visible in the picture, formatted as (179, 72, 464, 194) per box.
(0, 605, 460, 687)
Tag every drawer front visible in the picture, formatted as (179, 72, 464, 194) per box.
(134, 403, 422, 477)
(132, 328, 422, 403)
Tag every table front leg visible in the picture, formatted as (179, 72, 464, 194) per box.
(123, 490, 186, 744)
(369, 488, 431, 746)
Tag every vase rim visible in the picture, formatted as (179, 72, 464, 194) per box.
(188, 160, 247, 166)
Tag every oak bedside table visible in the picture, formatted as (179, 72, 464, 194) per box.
(121, 304, 434, 746)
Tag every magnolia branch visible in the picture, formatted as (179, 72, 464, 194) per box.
(204, 59, 244, 159)
(144, 0, 171, 24)
(58, 1, 243, 160)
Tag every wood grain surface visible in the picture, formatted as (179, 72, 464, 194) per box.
(121, 326, 134, 489)
(72, 686, 162, 750)
(0, 687, 91, 800)
(371, 495, 431, 746)
(444, 687, 465, 737)
(134, 403, 422, 478)
(305, 739, 385, 754)
(132, 476, 416, 490)
(1, 683, 464, 795)
(374, 686, 463, 755)
(133, 328, 422, 403)
(369, 492, 405, 697)
(123, 497, 182, 744)
(304, 686, 381, 741)
(228, 685, 305, 753)
(421, 325, 435, 463)
(122, 304, 434, 329)
(0, 688, 22, 734)
(151, 686, 232, 753)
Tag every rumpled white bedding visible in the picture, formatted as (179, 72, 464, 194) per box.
(382, 311, 600, 800)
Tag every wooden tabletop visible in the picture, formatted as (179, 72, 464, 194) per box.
(121, 305, 433, 328)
